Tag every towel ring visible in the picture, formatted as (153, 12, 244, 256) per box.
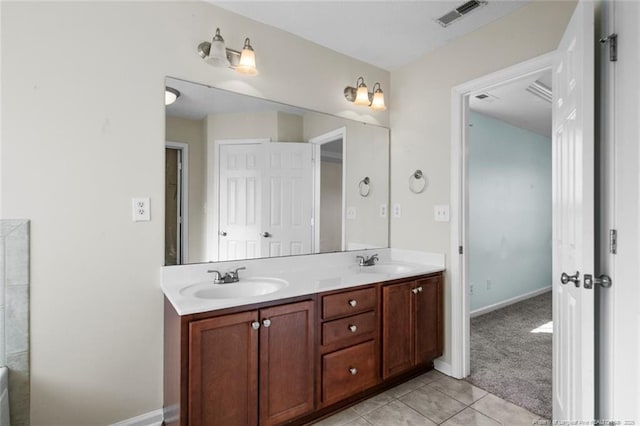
(409, 170, 427, 194)
(358, 177, 371, 197)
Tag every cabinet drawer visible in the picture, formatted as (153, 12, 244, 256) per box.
(322, 287, 376, 319)
(322, 311, 376, 347)
(322, 340, 377, 404)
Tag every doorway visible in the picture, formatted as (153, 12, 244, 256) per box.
(165, 142, 189, 265)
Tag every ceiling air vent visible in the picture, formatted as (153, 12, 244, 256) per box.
(526, 81, 552, 103)
(475, 94, 489, 99)
(436, 0, 488, 28)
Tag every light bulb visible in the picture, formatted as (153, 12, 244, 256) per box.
(236, 38, 258, 76)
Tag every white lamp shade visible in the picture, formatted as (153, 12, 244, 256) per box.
(370, 90, 386, 111)
(354, 85, 370, 106)
(206, 39, 231, 67)
(236, 47, 258, 76)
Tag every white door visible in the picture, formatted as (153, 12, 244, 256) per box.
(262, 142, 313, 257)
(552, 0, 595, 421)
(218, 144, 262, 261)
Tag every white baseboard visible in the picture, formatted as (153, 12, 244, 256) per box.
(110, 409, 163, 426)
(434, 359, 453, 377)
(470, 286, 551, 318)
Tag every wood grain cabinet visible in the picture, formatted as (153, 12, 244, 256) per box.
(184, 300, 315, 426)
(164, 272, 443, 426)
(381, 275, 443, 379)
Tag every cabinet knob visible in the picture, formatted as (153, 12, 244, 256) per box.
(262, 319, 272, 328)
(251, 321, 260, 330)
(411, 288, 419, 294)
(417, 286, 423, 293)
(348, 325, 357, 333)
(349, 367, 358, 376)
(348, 299, 357, 307)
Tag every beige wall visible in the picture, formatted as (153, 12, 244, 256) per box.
(320, 160, 343, 252)
(165, 116, 206, 263)
(389, 0, 576, 366)
(0, 1, 388, 424)
(277, 112, 304, 142)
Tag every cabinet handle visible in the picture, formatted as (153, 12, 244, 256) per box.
(411, 288, 419, 294)
(348, 325, 357, 333)
(349, 367, 358, 375)
(417, 286, 423, 293)
(251, 321, 260, 330)
(262, 319, 272, 328)
(348, 299, 357, 307)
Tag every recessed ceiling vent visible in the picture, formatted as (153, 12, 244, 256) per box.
(436, 0, 488, 28)
(526, 80, 553, 103)
(474, 92, 498, 103)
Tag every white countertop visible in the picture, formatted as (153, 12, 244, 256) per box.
(161, 248, 445, 316)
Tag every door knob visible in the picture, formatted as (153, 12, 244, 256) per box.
(584, 274, 612, 289)
(261, 232, 272, 238)
(560, 271, 580, 287)
(219, 231, 227, 236)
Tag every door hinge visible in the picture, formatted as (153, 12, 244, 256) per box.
(609, 229, 617, 254)
(458, 246, 463, 255)
(600, 33, 617, 62)
(178, 161, 183, 171)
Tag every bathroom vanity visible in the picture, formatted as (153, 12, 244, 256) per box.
(162, 250, 444, 426)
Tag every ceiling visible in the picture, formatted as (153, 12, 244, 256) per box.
(211, 0, 532, 70)
(469, 69, 552, 137)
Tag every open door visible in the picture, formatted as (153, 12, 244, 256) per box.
(552, 0, 596, 421)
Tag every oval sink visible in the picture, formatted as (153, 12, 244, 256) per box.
(180, 277, 289, 300)
(356, 263, 415, 275)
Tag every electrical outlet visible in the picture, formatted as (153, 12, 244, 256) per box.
(132, 197, 151, 222)
(470, 283, 474, 295)
(486, 279, 492, 290)
(379, 204, 388, 218)
(393, 203, 402, 218)
(434, 204, 450, 222)
(347, 206, 357, 220)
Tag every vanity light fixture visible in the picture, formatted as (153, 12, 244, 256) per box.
(344, 77, 387, 111)
(198, 28, 258, 75)
(165, 87, 180, 105)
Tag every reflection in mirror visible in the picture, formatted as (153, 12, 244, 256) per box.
(165, 77, 389, 265)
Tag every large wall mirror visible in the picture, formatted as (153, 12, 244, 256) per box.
(165, 77, 389, 265)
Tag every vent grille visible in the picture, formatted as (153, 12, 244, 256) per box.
(526, 81, 552, 103)
(436, 0, 488, 27)
(475, 94, 489, 99)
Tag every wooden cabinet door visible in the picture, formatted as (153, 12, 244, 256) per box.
(259, 300, 315, 425)
(382, 281, 414, 379)
(414, 275, 443, 365)
(189, 311, 259, 426)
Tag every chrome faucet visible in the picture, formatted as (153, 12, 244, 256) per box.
(207, 267, 246, 284)
(357, 254, 379, 267)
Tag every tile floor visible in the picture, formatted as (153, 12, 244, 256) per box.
(312, 370, 548, 426)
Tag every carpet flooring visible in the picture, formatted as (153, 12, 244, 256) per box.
(465, 291, 552, 419)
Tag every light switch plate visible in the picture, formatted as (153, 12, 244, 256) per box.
(347, 206, 357, 219)
(434, 205, 450, 222)
(393, 203, 402, 218)
(379, 204, 388, 218)
(132, 197, 151, 222)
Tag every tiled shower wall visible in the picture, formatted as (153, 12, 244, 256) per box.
(1, 220, 30, 426)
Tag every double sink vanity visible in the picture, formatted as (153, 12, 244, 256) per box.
(162, 249, 445, 425)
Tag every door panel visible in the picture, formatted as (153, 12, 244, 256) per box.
(414, 276, 442, 364)
(188, 311, 258, 426)
(552, 0, 595, 420)
(259, 301, 315, 425)
(382, 281, 414, 379)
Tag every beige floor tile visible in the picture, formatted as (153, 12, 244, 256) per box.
(385, 377, 426, 398)
(471, 394, 539, 426)
(344, 417, 372, 426)
(399, 386, 466, 424)
(416, 369, 447, 385)
(428, 375, 488, 405)
(313, 407, 360, 426)
(441, 407, 501, 426)
(364, 400, 436, 426)
(352, 392, 395, 416)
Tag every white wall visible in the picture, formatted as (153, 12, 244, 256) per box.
(0, 2, 389, 424)
(467, 111, 551, 312)
(389, 0, 576, 366)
